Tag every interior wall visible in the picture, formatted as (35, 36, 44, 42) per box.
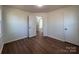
(47, 9, 65, 41)
(0, 6, 3, 53)
(47, 6, 79, 45)
(78, 7, 79, 45)
(3, 7, 30, 43)
(64, 6, 79, 45)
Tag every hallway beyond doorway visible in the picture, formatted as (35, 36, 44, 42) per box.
(36, 16, 43, 37)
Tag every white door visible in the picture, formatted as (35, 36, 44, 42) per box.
(64, 7, 79, 45)
(29, 16, 37, 37)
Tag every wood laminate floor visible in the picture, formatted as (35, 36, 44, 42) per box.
(2, 36, 79, 54)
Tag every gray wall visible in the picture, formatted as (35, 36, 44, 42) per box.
(47, 9, 64, 41)
(3, 7, 30, 43)
(0, 6, 3, 53)
(47, 6, 79, 45)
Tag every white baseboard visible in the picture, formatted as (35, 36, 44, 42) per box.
(47, 35, 65, 42)
(4, 35, 36, 44)
(4, 36, 27, 44)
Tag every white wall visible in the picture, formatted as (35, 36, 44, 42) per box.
(0, 6, 3, 53)
(47, 6, 79, 45)
(3, 7, 30, 43)
(47, 9, 65, 41)
(64, 6, 79, 45)
(78, 7, 79, 45)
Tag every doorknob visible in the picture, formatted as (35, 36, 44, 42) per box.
(64, 28, 68, 30)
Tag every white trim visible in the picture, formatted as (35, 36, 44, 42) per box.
(47, 35, 65, 42)
(4, 35, 36, 44)
(4, 36, 27, 44)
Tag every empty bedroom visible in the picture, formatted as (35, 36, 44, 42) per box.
(0, 5, 79, 54)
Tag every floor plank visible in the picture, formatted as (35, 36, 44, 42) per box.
(2, 36, 79, 54)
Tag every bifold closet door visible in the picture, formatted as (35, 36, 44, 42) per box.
(64, 7, 79, 45)
(28, 16, 36, 38)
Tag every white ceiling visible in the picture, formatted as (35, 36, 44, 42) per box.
(5, 5, 69, 12)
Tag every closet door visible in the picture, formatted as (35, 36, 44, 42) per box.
(28, 16, 36, 38)
(64, 7, 79, 45)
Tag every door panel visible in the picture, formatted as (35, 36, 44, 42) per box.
(29, 16, 37, 37)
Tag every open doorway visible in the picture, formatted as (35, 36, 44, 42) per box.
(36, 16, 43, 36)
